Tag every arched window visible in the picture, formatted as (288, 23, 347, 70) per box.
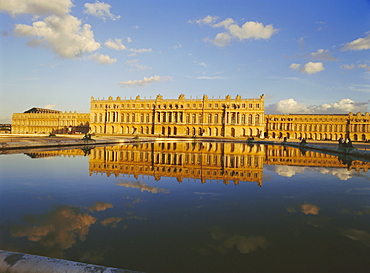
(255, 115, 259, 125)
(248, 115, 253, 124)
(241, 114, 246, 124)
(208, 114, 212, 123)
(198, 114, 202, 124)
(186, 114, 190, 123)
(192, 114, 196, 124)
(214, 114, 219, 124)
(132, 114, 135, 122)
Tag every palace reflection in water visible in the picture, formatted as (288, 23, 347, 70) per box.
(22, 141, 370, 184)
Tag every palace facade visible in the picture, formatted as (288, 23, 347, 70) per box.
(89, 94, 265, 138)
(12, 107, 90, 134)
(265, 112, 370, 142)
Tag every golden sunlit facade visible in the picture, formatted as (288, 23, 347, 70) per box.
(265, 112, 370, 142)
(90, 94, 265, 138)
(12, 108, 90, 134)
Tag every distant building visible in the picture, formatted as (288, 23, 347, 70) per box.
(265, 112, 370, 141)
(12, 107, 90, 134)
(90, 94, 265, 137)
(0, 124, 11, 134)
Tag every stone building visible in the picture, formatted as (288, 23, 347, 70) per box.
(265, 112, 370, 142)
(90, 94, 265, 137)
(12, 107, 90, 134)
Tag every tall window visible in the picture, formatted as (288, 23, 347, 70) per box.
(214, 114, 219, 124)
(255, 114, 259, 125)
(208, 114, 212, 124)
(248, 114, 253, 124)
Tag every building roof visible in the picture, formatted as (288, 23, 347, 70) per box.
(24, 107, 61, 114)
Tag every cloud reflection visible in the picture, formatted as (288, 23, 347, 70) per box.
(271, 165, 356, 181)
(101, 217, 122, 228)
(89, 201, 113, 212)
(11, 205, 96, 255)
(340, 229, 370, 247)
(287, 202, 320, 215)
(204, 226, 267, 255)
(117, 180, 169, 194)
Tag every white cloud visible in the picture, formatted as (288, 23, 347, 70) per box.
(126, 59, 151, 71)
(358, 64, 370, 71)
(289, 63, 301, 70)
(290, 62, 324, 75)
(43, 104, 56, 109)
(208, 32, 232, 47)
(341, 33, 370, 51)
(128, 48, 152, 54)
(310, 49, 338, 61)
(348, 84, 370, 93)
(196, 76, 224, 80)
(227, 21, 278, 40)
(89, 53, 116, 64)
(0, 0, 72, 17)
(14, 15, 100, 58)
(189, 15, 219, 25)
(268, 98, 310, 114)
(118, 75, 171, 87)
(213, 18, 234, 28)
(193, 15, 278, 47)
(173, 43, 182, 49)
(341, 64, 355, 70)
(104, 38, 127, 50)
(300, 62, 325, 74)
(266, 98, 369, 114)
(84, 1, 120, 22)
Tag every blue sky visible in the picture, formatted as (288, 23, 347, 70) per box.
(1, 0, 370, 123)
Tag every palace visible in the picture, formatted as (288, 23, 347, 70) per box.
(10, 95, 370, 142)
(11, 107, 90, 134)
(90, 94, 265, 138)
(265, 112, 370, 142)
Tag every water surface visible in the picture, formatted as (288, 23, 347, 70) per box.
(1, 142, 369, 272)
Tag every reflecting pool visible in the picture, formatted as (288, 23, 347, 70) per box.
(1, 142, 370, 273)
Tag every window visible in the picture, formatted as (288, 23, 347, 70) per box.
(214, 114, 219, 124)
(255, 114, 259, 125)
